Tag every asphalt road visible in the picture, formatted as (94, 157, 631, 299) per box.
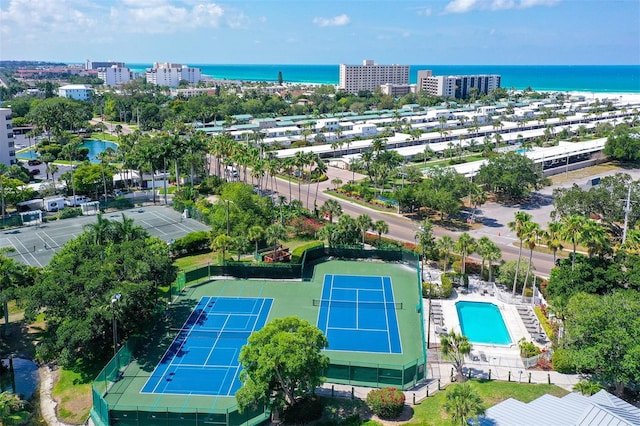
(254, 161, 640, 278)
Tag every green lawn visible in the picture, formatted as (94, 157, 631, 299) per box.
(90, 132, 119, 142)
(407, 379, 569, 425)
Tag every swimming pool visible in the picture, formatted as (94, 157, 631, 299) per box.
(456, 301, 512, 345)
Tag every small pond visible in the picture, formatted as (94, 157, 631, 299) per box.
(0, 358, 39, 400)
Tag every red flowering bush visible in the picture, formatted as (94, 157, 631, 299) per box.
(288, 217, 322, 238)
(366, 387, 405, 419)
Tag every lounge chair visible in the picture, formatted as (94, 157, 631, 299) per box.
(470, 351, 480, 361)
(480, 352, 489, 362)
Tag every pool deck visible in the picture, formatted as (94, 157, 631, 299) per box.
(423, 274, 550, 371)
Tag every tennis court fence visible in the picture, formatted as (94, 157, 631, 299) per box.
(91, 338, 269, 426)
(323, 358, 426, 390)
(172, 245, 419, 294)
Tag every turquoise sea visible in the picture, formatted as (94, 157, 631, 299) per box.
(129, 64, 640, 93)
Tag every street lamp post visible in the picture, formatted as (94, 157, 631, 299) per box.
(111, 293, 122, 356)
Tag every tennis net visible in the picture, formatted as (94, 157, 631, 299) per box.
(312, 299, 403, 310)
(171, 328, 252, 340)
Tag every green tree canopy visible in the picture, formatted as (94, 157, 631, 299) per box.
(475, 151, 544, 199)
(23, 217, 176, 366)
(236, 317, 329, 413)
(564, 290, 640, 396)
(603, 124, 640, 162)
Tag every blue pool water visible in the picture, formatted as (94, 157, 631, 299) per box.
(17, 139, 118, 163)
(456, 301, 512, 345)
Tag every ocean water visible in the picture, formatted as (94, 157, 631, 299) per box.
(128, 64, 640, 93)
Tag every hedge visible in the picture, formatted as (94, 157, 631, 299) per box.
(366, 387, 405, 420)
(171, 231, 211, 257)
(290, 241, 324, 264)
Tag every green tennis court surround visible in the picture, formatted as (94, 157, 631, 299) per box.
(92, 250, 425, 426)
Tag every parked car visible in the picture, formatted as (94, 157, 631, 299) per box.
(27, 159, 42, 166)
(29, 169, 40, 176)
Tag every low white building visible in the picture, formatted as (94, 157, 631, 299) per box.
(58, 85, 94, 101)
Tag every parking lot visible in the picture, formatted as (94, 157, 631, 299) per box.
(0, 205, 211, 267)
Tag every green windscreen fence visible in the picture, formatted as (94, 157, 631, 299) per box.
(323, 358, 425, 390)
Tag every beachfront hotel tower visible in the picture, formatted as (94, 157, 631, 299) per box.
(339, 60, 410, 94)
(146, 63, 202, 87)
(417, 70, 501, 99)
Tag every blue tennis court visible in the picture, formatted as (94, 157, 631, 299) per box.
(316, 274, 402, 354)
(141, 297, 272, 396)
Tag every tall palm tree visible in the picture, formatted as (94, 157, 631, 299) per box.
(320, 199, 342, 224)
(265, 224, 287, 261)
(444, 383, 485, 426)
(560, 215, 587, 270)
(415, 219, 436, 271)
(520, 221, 541, 298)
(211, 234, 234, 265)
(440, 331, 472, 383)
(582, 219, 610, 258)
(313, 157, 328, 210)
(476, 236, 493, 279)
(436, 236, 455, 271)
(112, 213, 146, 243)
(484, 242, 502, 283)
(541, 221, 564, 264)
(355, 214, 373, 246)
(247, 225, 264, 256)
(293, 151, 306, 202)
(97, 147, 116, 202)
(507, 211, 532, 295)
(455, 233, 476, 275)
(373, 220, 389, 244)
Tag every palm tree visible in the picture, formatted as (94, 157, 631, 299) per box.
(440, 331, 472, 383)
(415, 219, 436, 270)
(320, 199, 342, 224)
(484, 242, 502, 283)
(581, 219, 610, 258)
(112, 213, 146, 243)
(541, 221, 564, 264)
(520, 221, 541, 298)
(211, 233, 234, 265)
(560, 215, 587, 270)
(265, 224, 287, 261)
(476, 236, 493, 279)
(294, 151, 306, 202)
(355, 214, 373, 246)
(84, 214, 114, 246)
(313, 158, 328, 209)
(373, 220, 389, 244)
(97, 147, 116, 202)
(507, 211, 532, 295)
(454, 233, 476, 275)
(247, 225, 264, 256)
(436, 236, 455, 271)
(444, 383, 485, 426)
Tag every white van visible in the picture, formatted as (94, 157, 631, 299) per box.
(65, 196, 91, 207)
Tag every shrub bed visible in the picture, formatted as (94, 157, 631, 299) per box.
(171, 231, 211, 257)
(552, 349, 576, 374)
(290, 241, 324, 264)
(366, 387, 405, 420)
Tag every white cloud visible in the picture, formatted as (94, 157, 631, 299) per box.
(1, 0, 98, 38)
(417, 7, 432, 16)
(111, 1, 225, 33)
(312, 14, 350, 27)
(444, 0, 559, 13)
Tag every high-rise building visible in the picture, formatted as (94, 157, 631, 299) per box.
(339, 59, 409, 94)
(85, 60, 125, 70)
(146, 63, 202, 87)
(0, 108, 16, 166)
(417, 70, 501, 99)
(97, 65, 132, 86)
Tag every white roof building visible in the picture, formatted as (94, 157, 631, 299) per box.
(58, 85, 94, 101)
(0, 108, 16, 166)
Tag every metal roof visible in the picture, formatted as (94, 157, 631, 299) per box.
(479, 390, 640, 426)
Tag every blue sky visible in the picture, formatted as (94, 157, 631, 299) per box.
(1, 0, 638, 65)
